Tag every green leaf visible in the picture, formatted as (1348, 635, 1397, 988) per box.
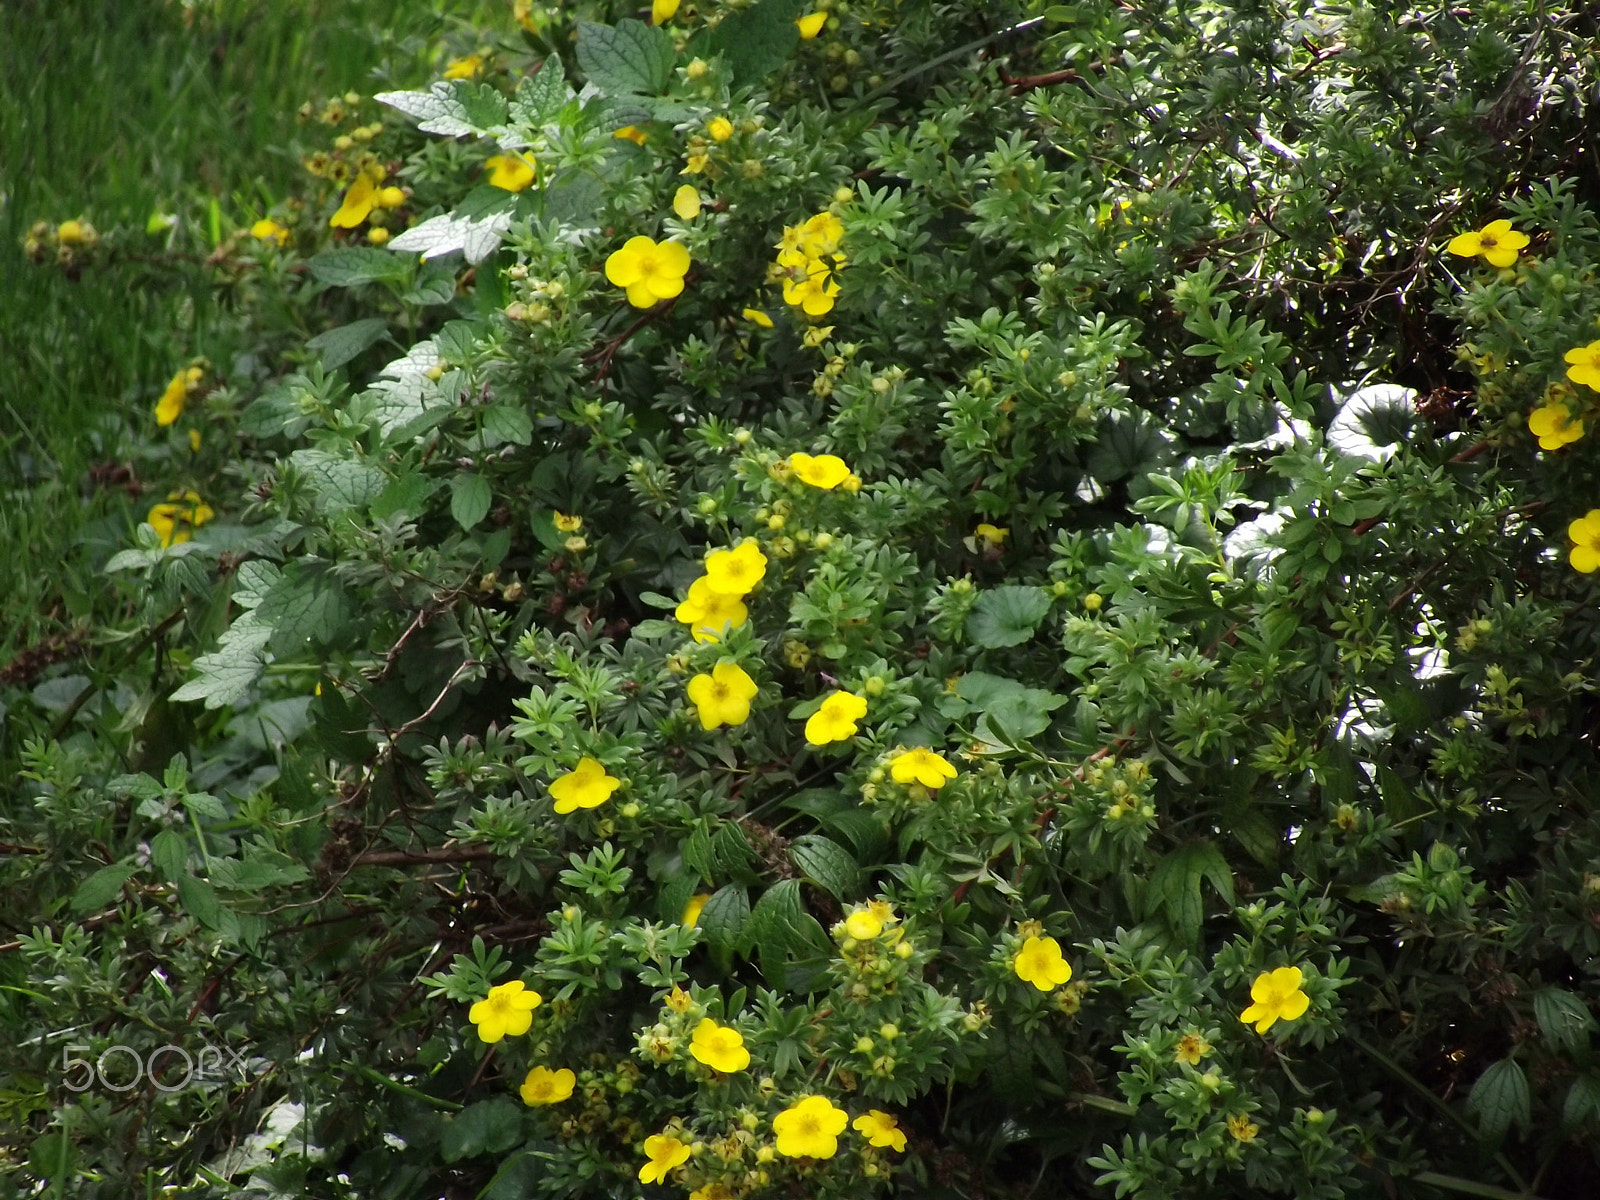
(308, 247, 410, 287)
(482, 404, 533, 445)
(307, 318, 389, 371)
(288, 448, 387, 510)
(70, 863, 135, 912)
(371, 473, 443, 521)
(1087, 409, 1176, 483)
(967, 586, 1052, 649)
(402, 260, 458, 306)
(177, 874, 225, 930)
(1144, 841, 1232, 947)
(697, 884, 750, 957)
(1563, 1075, 1600, 1127)
(749, 879, 831, 988)
(151, 830, 188, 881)
(789, 834, 859, 899)
(1469, 1057, 1529, 1140)
(511, 57, 573, 126)
(440, 1099, 523, 1162)
(451, 473, 493, 529)
(575, 20, 674, 96)
(376, 81, 510, 137)
(1534, 988, 1596, 1055)
(702, 0, 804, 84)
(389, 210, 512, 265)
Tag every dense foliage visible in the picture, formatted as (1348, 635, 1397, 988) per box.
(6, 1, 1600, 1198)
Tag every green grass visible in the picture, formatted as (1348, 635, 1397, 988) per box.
(0, 0, 508, 660)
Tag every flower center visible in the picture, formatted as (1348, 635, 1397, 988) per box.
(1479, 233, 1498, 248)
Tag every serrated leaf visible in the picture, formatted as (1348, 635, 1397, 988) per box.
(177, 874, 225, 930)
(702, 0, 804, 84)
(712, 822, 758, 877)
(451, 473, 492, 529)
(172, 613, 271, 708)
(308, 247, 410, 287)
(967, 586, 1052, 649)
(70, 863, 135, 913)
(1534, 988, 1596, 1055)
(377, 81, 510, 137)
(510, 57, 573, 126)
(307, 318, 389, 371)
(1145, 841, 1231, 947)
(1087, 409, 1176, 483)
(256, 561, 351, 653)
(1469, 1057, 1529, 1140)
(789, 835, 859, 899)
(402, 261, 458, 306)
(107, 772, 164, 800)
(440, 1099, 523, 1162)
(1563, 1075, 1600, 1127)
(697, 884, 750, 957)
(371, 473, 442, 521)
(288, 448, 387, 510)
(575, 20, 673, 96)
(482, 404, 533, 445)
(388, 210, 513, 264)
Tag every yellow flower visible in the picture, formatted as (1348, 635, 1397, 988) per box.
(605, 235, 692, 309)
(330, 168, 384, 228)
(145, 490, 215, 548)
(614, 125, 649, 145)
(797, 11, 827, 38)
(841, 473, 862, 493)
(772, 1095, 848, 1159)
(250, 218, 290, 246)
(789, 452, 851, 489)
(1565, 341, 1600, 391)
(1239, 966, 1311, 1034)
(684, 152, 710, 175)
(468, 979, 543, 1043)
(799, 211, 844, 256)
(804, 691, 868, 745)
(1446, 219, 1529, 268)
(742, 307, 774, 328)
(782, 265, 840, 316)
(1569, 509, 1600, 573)
(519, 1066, 575, 1106)
(704, 539, 768, 595)
(1226, 1113, 1260, 1143)
(674, 576, 750, 643)
(1013, 935, 1072, 991)
(852, 1110, 906, 1152)
(56, 219, 87, 245)
(889, 747, 958, 790)
(708, 116, 734, 143)
(844, 909, 882, 940)
(651, 0, 680, 24)
(443, 54, 484, 80)
(686, 662, 760, 730)
(681, 894, 710, 927)
(866, 899, 897, 926)
(690, 1018, 751, 1073)
(367, 226, 391, 246)
(639, 1134, 691, 1183)
(1529, 402, 1584, 450)
(377, 186, 406, 208)
(975, 523, 1008, 545)
(484, 153, 536, 192)
(802, 325, 834, 348)
(665, 985, 694, 1011)
(1174, 1032, 1212, 1065)
(549, 757, 622, 814)
(673, 185, 703, 220)
(154, 368, 193, 426)
(553, 511, 584, 533)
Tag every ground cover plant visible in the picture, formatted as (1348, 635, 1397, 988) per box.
(4, 1, 1600, 1198)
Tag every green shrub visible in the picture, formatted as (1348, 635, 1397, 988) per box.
(7, 1, 1600, 1198)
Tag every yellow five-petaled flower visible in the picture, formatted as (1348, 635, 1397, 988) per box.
(1446, 219, 1529, 268)
(484, 153, 537, 193)
(686, 662, 760, 730)
(1528, 402, 1583, 450)
(704, 539, 768, 595)
(1568, 509, 1600, 573)
(469, 979, 542, 1043)
(549, 757, 622, 814)
(1013, 935, 1072, 991)
(146, 489, 215, 548)
(889, 747, 958, 790)
(1565, 342, 1600, 391)
(852, 1109, 907, 1152)
(519, 1065, 575, 1106)
(639, 1133, 691, 1183)
(675, 577, 749, 644)
(789, 452, 852, 489)
(773, 1095, 848, 1159)
(689, 1017, 751, 1073)
(1239, 965, 1311, 1034)
(605, 235, 691, 309)
(804, 691, 868, 745)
